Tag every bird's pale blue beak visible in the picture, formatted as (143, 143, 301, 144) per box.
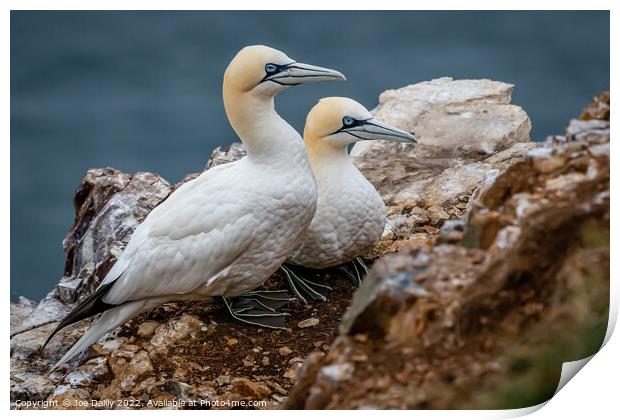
(342, 118, 416, 143)
(262, 62, 346, 85)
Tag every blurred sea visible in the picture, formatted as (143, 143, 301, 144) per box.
(10, 11, 610, 300)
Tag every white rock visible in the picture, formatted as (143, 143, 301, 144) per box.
(320, 362, 355, 382)
(351, 77, 531, 159)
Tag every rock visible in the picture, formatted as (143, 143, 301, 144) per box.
(298, 318, 320, 328)
(143, 380, 200, 406)
(272, 394, 286, 403)
(11, 367, 58, 406)
(565, 118, 610, 143)
(427, 206, 450, 225)
(78, 357, 109, 382)
(172, 366, 190, 382)
(265, 380, 288, 396)
(122, 344, 140, 353)
(215, 375, 231, 387)
(10, 297, 37, 328)
(137, 321, 160, 338)
(320, 362, 354, 382)
(205, 143, 247, 169)
(61, 170, 171, 302)
(527, 147, 567, 173)
(351, 77, 531, 159)
(63, 357, 109, 387)
(95, 352, 156, 399)
(283, 366, 299, 381)
(47, 385, 91, 409)
(340, 251, 432, 336)
(194, 383, 217, 399)
(278, 346, 293, 356)
(286, 95, 609, 409)
(579, 90, 609, 121)
(92, 337, 128, 356)
(149, 314, 205, 357)
(436, 220, 466, 244)
(231, 378, 272, 399)
(110, 350, 153, 384)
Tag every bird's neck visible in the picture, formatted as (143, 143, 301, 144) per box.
(223, 89, 303, 162)
(305, 139, 354, 176)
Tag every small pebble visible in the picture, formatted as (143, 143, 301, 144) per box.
(278, 346, 293, 356)
(137, 321, 160, 338)
(122, 344, 140, 353)
(352, 354, 369, 362)
(272, 394, 286, 403)
(283, 366, 298, 380)
(215, 375, 231, 386)
(415, 272, 429, 283)
(298, 318, 320, 328)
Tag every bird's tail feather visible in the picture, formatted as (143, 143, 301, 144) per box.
(41, 282, 117, 351)
(53, 300, 148, 369)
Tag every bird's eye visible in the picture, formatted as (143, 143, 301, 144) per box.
(265, 64, 278, 74)
(343, 116, 355, 127)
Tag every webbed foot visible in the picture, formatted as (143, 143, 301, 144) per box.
(336, 257, 370, 287)
(279, 265, 332, 305)
(222, 290, 290, 329)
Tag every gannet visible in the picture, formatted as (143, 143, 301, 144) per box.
(284, 97, 415, 301)
(43, 46, 345, 366)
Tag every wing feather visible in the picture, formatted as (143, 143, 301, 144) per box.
(101, 161, 259, 305)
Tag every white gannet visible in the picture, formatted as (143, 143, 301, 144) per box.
(43, 46, 345, 367)
(283, 97, 415, 301)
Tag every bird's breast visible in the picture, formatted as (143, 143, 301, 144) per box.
(288, 168, 386, 268)
(215, 157, 318, 296)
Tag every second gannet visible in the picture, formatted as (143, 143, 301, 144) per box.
(284, 97, 416, 301)
(42, 46, 345, 367)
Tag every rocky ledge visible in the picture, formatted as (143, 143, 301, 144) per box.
(10, 81, 609, 410)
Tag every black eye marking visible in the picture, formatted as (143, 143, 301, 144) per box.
(331, 117, 370, 135)
(259, 62, 299, 85)
(265, 63, 278, 74)
(343, 116, 355, 127)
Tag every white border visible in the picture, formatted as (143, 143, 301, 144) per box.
(3, 2, 616, 419)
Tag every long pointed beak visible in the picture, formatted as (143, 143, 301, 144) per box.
(345, 119, 417, 143)
(265, 62, 346, 85)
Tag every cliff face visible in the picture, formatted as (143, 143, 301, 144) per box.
(286, 97, 610, 408)
(10, 82, 609, 410)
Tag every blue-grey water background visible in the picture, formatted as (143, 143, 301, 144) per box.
(11, 11, 609, 301)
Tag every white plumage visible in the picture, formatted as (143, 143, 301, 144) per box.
(49, 46, 345, 366)
(288, 97, 416, 269)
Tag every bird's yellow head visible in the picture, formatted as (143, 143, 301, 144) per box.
(223, 45, 346, 98)
(304, 97, 416, 152)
